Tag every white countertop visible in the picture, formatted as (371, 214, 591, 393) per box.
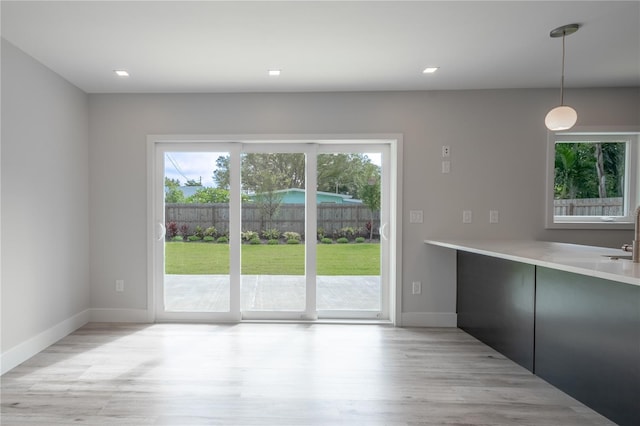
(424, 240, 640, 287)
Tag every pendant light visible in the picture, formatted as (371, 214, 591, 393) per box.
(545, 23, 580, 131)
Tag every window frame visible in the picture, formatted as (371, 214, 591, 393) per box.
(545, 128, 639, 229)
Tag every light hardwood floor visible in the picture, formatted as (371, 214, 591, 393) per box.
(1, 323, 616, 425)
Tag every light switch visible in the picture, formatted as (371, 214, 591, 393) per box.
(463, 210, 472, 223)
(490, 210, 499, 224)
(442, 161, 451, 173)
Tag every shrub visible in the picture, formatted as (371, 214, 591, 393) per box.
(334, 227, 357, 240)
(194, 226, 204, 238)
(249, 237, 261, 245)
(242, 230, 259, 242)
(187, 235, 202, 241)
(261, 228, 281, 240)
(336, 237, 349, 244)
(321, 237, 333, 244)
(166, 221, 178, 238)
(171, 235, 184, 241)
(178, 224, 190, 237)
(286, 238, 300, 244)
(203, 236, 215, 242)
(355, 236, 366, 243)
(267, 239, 279, 245)
(216, 236, 229, 243)
(204, 226, 217, 237)
(317, 227, 325, 240)
(283, 231, 301, 241)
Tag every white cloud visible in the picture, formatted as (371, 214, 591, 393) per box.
(165, 151, 227, 187)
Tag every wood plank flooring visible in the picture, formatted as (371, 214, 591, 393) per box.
(1, 323, 616, 425)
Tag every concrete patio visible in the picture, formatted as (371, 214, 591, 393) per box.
(164, 274, 381, 312)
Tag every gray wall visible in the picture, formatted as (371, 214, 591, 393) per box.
(1, 40, 90, 354)
(0, 35, 638, 352)
(87, 88, 639, 318)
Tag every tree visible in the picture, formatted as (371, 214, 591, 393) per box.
(185, 178, 201, 186)
(254, 185, 285, 230)
(555, 142, 626, 200)
(214, 153, 305, 192)
(213, 155, 230, 189)
(165, 177, 184, 202)
(600, 142, 625, 198)
(165, 177, 181, 188)
(213, 152, 380, 199)
(242, 153, 305, 192)
(165, 187, 185, 203)
(186, 187, 230, 203)
(594, 143, 607, 198)
(359, 177, 381, 241)
(317, 153, 380, 199)
(555, 143, 593, 199)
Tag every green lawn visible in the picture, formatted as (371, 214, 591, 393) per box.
(165, 242, 380, 275)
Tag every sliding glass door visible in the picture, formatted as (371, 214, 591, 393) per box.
(151, 139, 391, 322)
(316, 146, 389, 319)
(153, 143, 240, 321)
(240, 147, 312, 320)
(163, 150, 231, 313)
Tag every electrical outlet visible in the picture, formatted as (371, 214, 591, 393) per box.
(463, 210, 472, 223)
(412, 281, 422, 295)
(115, 279, 124, 292)
(409, 210, 423, 223)
(490, 210, 499, 224)
(442, 145, 450, 157)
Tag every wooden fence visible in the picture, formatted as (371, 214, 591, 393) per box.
(165, 203, 379, 238)
(553, 197, 623, 216)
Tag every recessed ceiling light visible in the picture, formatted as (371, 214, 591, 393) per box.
(422, 67, 439, 74)
(268, 69, 281, 77)
(114, 70, 129, 77)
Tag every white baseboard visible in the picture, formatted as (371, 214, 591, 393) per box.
(400, 312, 457, 327)
(1, 309, 90, 375)
(89, 308, 150, 323)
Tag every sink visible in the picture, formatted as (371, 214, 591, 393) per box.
(602, 254, 633, 260)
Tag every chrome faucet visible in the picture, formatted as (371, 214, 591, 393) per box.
(622, 205, 640, 262)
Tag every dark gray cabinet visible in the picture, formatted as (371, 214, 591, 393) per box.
(457, 251, 535, 372)
(536, 267, 640, 426)
(457, 252, 640, 426)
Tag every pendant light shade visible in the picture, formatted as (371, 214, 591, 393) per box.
(545, 23, 580, 131)
(545, 105, 578, 131)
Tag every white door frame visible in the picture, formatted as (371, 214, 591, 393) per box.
(146, 134, 403, 324)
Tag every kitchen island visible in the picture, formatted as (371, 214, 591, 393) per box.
(425, 240, 639, 426)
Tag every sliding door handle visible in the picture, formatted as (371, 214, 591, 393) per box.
(379, 222, 389, 241)
(157, 222, 166, 241)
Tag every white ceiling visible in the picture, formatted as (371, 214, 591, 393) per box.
(1, 1, 639, 94)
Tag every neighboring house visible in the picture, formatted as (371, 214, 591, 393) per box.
(247, 188, 362, 204)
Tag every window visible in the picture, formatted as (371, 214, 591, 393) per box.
(546, 130, 639, 228)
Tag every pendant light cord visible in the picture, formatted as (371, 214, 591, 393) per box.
(560, 31, 566, 106)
